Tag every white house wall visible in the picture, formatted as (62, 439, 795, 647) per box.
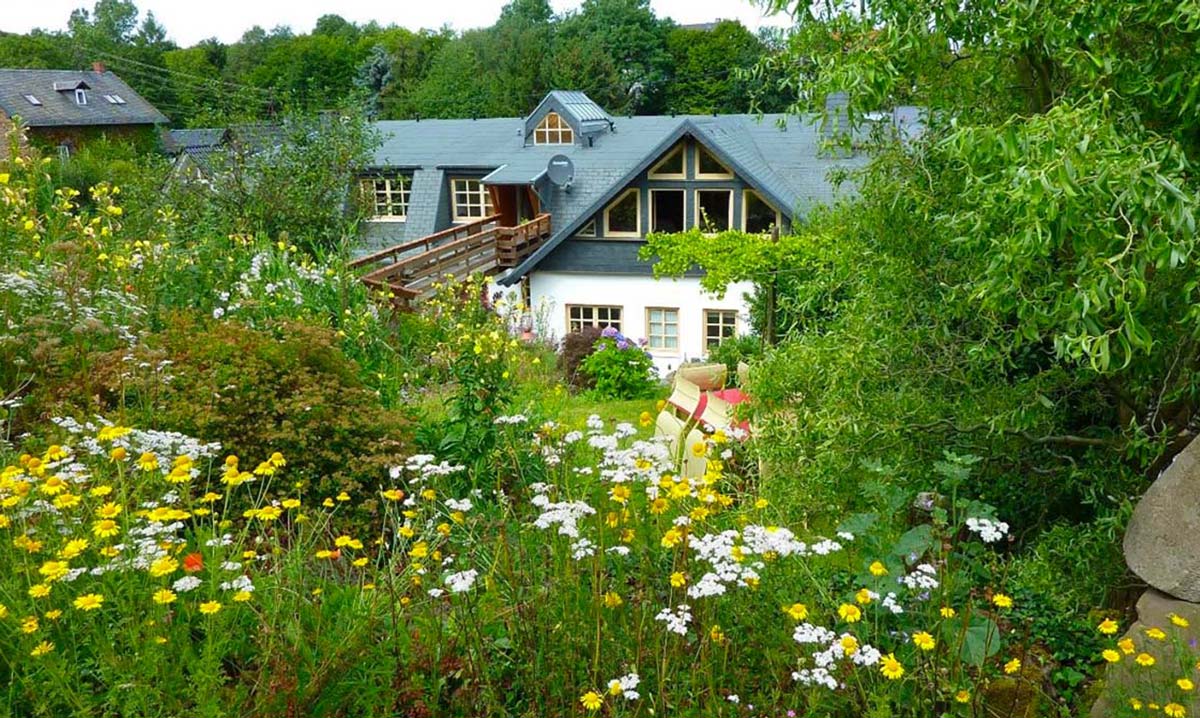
(525, 271, 754, 376)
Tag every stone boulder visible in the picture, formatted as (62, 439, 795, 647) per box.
(1124, 436, 1200, 601)
(1091, 590, 1200, 718)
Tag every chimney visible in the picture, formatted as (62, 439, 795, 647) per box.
(92, 61, 106, 74)
(823, 92, 849, 139)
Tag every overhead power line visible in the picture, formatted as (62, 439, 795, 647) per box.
(75, 43, 277, 97)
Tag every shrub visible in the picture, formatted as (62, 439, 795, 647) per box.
(116, 315, 409, 515)
(558, 325, 603, 389)
(579, 329, 658, 399)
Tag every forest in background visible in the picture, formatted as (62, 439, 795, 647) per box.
(0, 0, 792, 126)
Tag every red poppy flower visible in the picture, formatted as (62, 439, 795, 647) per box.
(183, 552, 204, 573)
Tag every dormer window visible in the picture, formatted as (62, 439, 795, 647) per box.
(24, 94, 41, 106)
(75, 89, 87, 105)
(534, 112, 574, 145)
(362, 175, 410, 220)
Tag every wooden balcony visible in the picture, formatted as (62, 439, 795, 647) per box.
(351, 213, 551, 307)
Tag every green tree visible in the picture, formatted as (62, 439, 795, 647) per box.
(553, 0, 672, 113)
(0, 31, 73, 69)
(406, 31, 501, 119)
(481, 0, 555, 115)
(647, 1, 1200, 527)
(663, 20, 765, 114)
(251, 32, 365, 111)
(369, 27, 451, 119)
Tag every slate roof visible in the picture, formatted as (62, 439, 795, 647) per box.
(166, 128, 228, 152)
(0, 69, 168, 128)
(370, 94, 865, 283)
(165, 127, 230, 176)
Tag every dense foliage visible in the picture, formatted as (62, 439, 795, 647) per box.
(1, 0, 790, 126)
(646, 3, 1200, 541)
(578, 329, 659, 400)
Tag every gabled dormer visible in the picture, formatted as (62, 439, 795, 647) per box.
(524, 91, 613, 148)
(53, 80, 91, 105)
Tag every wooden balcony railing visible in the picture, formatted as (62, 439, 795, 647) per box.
(353, 213, 552, 307)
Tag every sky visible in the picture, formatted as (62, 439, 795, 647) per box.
(2, 1, 795, 47)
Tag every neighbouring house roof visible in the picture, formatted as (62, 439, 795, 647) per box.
(166, 128, 229, 152)
(166, 124, 288, 178)
(0, 68, 168, 128)
(165, 127, 230, 176)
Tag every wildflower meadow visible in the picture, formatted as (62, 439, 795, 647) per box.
(2, 39, 1198, 714)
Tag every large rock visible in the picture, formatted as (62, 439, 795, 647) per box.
(1124, 436, 1200, 601)
(1091, 590, 1200, 718)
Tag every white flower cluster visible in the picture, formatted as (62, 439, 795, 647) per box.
(793, 623, 835, 645)
(173, 575, 202, 593)
(792, 625, 879, 689)
(607, 673, 640, 700)
(445, 498, 473, 512)
(493, 414, 528, 425)
(613, 422, 637, 438)
(966, 516, 1009, 543)
(685, 530, 762, 598)
(531, 494, 596, 539)
(793, 667, 838, 690)
(881, 592, 905, 614)
(740, 525, 809, 557)
(53, 417, 222, 469)
(654, 604, 692, 635)
(211, 251, 332, 321)
(587, 434, 618, 451)
(570, 537, 596, 560)
(898, 563, 940, 591)
(444, 568, 479, 593)
(219, 574, 255, 593)
(0, 271, 42, 299)
(398, 454, 466, 483)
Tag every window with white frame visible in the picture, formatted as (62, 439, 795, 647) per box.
(577, 219, 597, 237)
(74, 89, 87, 105)
(568, 305, 622, 332)
(605, 188, 640, 237)
(362, 175, 411, 220)
(695, 145, 732, 178)
(649, 145, 685, 178)
(650, 189, 685, 233)
(695, 189, 732, 232)
(704, 309, 738, 348)
(534, 112, 574, 145)
(646, 307, 679, 351)
(743, 189, 780, 234)
(451, 178, 494, 221)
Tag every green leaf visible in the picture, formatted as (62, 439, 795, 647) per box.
(890, 524, 933, 560)
(942, 616, 1001, 666)
(837, 512, 879, 536)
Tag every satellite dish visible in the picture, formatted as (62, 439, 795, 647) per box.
(547, 154, 574, 188)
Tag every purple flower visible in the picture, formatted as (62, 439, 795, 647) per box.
(616, 339, 629, 350)
(601, 326, 619, 338)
